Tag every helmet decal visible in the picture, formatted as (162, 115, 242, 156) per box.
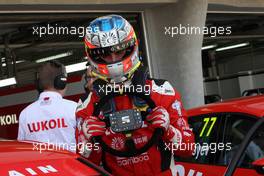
(99, 30, 119, 47)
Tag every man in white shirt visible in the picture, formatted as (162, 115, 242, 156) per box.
(17, 61, 77, 152)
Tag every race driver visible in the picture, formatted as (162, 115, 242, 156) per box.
(76, 15, 195, 175)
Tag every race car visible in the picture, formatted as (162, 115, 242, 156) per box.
(175, 95, 264, 176)
(0, 140, 111, 176)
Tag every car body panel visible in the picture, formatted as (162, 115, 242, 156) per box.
(0, 141, 101, 176)
(188, 95, 264, 118)
(183, 95, 264, 176)
(175, 162, 260, 176)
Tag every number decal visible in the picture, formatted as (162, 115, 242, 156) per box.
(199, 117, 217, 137)
(206, 117, 217, 136)
(199, 118, 210, 137)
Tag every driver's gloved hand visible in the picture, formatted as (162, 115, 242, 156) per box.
(82, 116, 106, 141)
(146, 106, 183, 143)
(146, 106, 170, 132)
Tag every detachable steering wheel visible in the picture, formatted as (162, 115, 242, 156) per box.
(92, 92, 163, 157)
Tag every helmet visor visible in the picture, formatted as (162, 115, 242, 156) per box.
(86, 38, 136, 64)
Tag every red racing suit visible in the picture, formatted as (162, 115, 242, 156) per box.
(76, 79, 195, 176)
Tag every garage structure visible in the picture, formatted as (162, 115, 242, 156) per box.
(203, 13, 264, 100)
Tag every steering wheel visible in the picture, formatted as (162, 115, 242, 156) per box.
(92, 91, 164, 157)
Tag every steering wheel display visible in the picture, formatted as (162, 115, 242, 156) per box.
(109, 109, 143, 133)
(92, 92, 163, 157)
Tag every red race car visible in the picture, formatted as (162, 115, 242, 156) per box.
(0, 140, 111, 176)
(175, 95, 264, 176)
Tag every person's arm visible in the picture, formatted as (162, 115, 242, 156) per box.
(165, 91, 195, 157)
(76, 92, 103, 166)
(147, 88, 195, 157)
(17, 110, 26, 141)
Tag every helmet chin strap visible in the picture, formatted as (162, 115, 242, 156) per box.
(110, 76, 131, 84)
(91, 71, 109, 82)
(109, 79, 132, 88)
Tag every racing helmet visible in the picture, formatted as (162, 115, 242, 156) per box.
(84, 15, 141, 83)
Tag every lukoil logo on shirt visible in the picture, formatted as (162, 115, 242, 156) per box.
(27, 118, 68, 132)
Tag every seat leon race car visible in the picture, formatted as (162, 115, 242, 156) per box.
(176, 95, 264, 176)
(0, 140, 110, 176)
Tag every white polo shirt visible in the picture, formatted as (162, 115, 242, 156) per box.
(17, 91, 77, 152)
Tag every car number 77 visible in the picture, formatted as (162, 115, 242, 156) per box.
(199, 117, 217, 137)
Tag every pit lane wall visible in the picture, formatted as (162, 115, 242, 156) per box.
(0, 76, 85, 139)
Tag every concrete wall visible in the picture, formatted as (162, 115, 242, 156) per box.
(144, 0, 208, 109)
(254, 73, 264, 88)
(204, 77, 240, 99)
